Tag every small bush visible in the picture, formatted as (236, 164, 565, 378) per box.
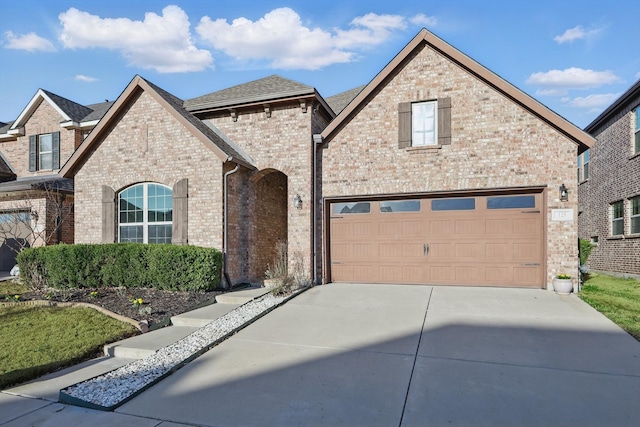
(579, 238, 594, 266)
(17, 243, 222, 292)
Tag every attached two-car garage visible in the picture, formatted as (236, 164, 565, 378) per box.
(327, 190, 544, 288)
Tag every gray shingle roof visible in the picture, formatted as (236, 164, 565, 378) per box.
(0, 175, 73, 193)
(325, 85, 366, 115)
(0, 152, 15, 182)
(82, 101, 114, 122)
(0, 121, 13, 134)
(42, 90, 93, 122)
(184, 75, 315, 111)
(142, 77, 254, 167)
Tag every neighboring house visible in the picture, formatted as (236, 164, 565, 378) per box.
(578, 79, 640, 276)
(60, 29, 594, 290)
(0, 90, 112, 270)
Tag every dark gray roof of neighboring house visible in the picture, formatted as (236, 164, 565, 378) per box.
(325, 85, 366, 115)
(0, 175, 73, 193)
(82, 101, 115, 122)
(584, 79, 640, 133)
(0, 121, 12, 134)
(0, 153, 15, 181)
(142, 77, 254, 167)
(184, 75, 315, 111)
(42, 89, 94, 122)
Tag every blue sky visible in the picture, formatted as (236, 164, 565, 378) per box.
(1, 0, 638, 128)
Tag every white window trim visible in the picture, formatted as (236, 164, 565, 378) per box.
(38, 133, 53, 171)
(411, 100, 438, 147)
(611, 200, 624, 236)
(118, 183, 172, 244)
(578, 150, 589, 182)
(631, 196, 640, 235)
(634, 108, 640, 155)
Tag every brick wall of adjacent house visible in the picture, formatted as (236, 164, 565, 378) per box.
(578, 92, 640, 275)
(74, 90, 224, 252)
(203, 100, 330, 283)
(321, 43, 580, 288)
(0, 99, 78, 178)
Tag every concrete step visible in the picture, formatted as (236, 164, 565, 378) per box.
(214, 287, 270, 305)
(104, 325, 199, 359)
(171, 302, 241, 327)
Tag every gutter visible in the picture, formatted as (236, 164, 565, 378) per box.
(312, 133, 324, 285)
(222, 162, 240, 289)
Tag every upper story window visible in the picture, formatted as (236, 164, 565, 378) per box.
(611, 200, 624, 236)
(634, 108, 640, 155)
(398, 98, 451, 148)
(631, 196, 640, 234)
(119, 183, 172, 244)
(412, 101, 437, 147)
(28, 131, 60, 172)
(577, 149, 589, 182)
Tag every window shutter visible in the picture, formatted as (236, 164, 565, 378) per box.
(102, 185, 116, 243)
(52, 131, 60, 169)
(29, 135, 37, 172)
(438, 97, 452, 146)
(398, 102, 412, 148)
(172, 179, 188, 245)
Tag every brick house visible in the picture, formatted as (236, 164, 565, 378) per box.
(578, 79, 640, 276)
(61, 29, 594, 290)
(0, 89, 111, 270)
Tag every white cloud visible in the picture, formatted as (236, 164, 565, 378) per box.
(4, 31, 56, 52)
(554, 25, 602, 44)
(59, 6, 213, 73)
(526, 67, 620, 89)
(196, 8, 408, 70)
(535, 88, 568, 97)
(75, 74, 98, 82)
(568, 93, 620, 109)
(409, 13, 438, 27)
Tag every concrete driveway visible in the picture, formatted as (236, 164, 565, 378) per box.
(3, 284, 640, 426)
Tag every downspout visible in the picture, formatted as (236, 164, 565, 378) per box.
(223, 161, 240, 289)
(312, 133, 324, 285)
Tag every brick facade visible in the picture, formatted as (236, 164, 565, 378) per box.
(579, 85, 640, 276)
(321, 42, 581, 288)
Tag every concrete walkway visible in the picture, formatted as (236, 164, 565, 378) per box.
(2, 284, 639, 426)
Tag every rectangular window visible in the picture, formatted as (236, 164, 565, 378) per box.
(577, 150, 589, 181)
(412, 101, 437, 146)
(29, 132, 59, 171)
(487, 195, 536, 209)
(332, 202, 371, 214)
(119, 225, 143, 243)
(39, 134, 53, 170)
(635, 109, 640, 155)
(432, 198, 475, 211)
(380, 200, 420, 213)
(631, 196, 640, 234)
(611, 201, 624, 236)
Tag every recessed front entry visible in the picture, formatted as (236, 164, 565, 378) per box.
(328, 192, 544, 287)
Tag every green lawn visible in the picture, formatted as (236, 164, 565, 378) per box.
(0, 305, 137, 389)
(579, 273, 640, 341)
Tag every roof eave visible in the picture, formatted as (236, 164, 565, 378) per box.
(185, 88, 316, 112)
(584, 79, 640, 133)
(11, 89, 72, 130)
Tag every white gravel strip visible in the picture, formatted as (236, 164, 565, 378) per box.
(61, 292, 289, 409)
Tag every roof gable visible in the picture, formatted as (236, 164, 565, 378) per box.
(321, 29, 595, 153)
(184, 75, 315, 112)
(60, 75, 254, 178)
(584, 79, 640, 133)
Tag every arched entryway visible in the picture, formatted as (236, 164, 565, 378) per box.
(249, 169, 288, 281)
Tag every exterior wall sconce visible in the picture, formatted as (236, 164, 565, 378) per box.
(294, 194, 302, 209)
(559, 184, 568, 202)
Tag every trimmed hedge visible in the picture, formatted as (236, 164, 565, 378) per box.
(17, 243, 222, 292)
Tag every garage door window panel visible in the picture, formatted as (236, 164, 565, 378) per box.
(432, 198, 475, 211)
(487, 195, 535, 209)
(332, 202, 371, 214)
(380, 200, 420, 213)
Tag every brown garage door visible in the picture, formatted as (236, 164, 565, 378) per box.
(328, 192, 544, 287)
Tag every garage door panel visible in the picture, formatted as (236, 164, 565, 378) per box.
(329, 192, 543, 287)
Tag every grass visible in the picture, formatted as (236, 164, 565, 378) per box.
(0, 280, 28, 297)
(0, 305, 137, 389)
(579, 273, 640, 341)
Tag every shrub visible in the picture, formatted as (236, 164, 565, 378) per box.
(17, 243, 222, 292)
(579, 239, 594, 266)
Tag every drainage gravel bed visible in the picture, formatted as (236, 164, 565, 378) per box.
(60, 291, 294, 410)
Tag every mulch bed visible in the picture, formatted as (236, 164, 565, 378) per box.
(15, 287, 225, 328)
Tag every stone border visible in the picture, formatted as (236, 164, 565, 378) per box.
(0, 300, 144, 331)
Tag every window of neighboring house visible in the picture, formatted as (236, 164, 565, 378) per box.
(398, 98, 451, 148)
(634, 108, 640, 155)
(631, 196, 640, 234)
(28, 131, 60, 172)
(577, 149, 589, 182)
(611, 200, 624, 236)
(119, 183, 172, 244)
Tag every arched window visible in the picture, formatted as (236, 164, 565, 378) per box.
(118, 183, 172, 243)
